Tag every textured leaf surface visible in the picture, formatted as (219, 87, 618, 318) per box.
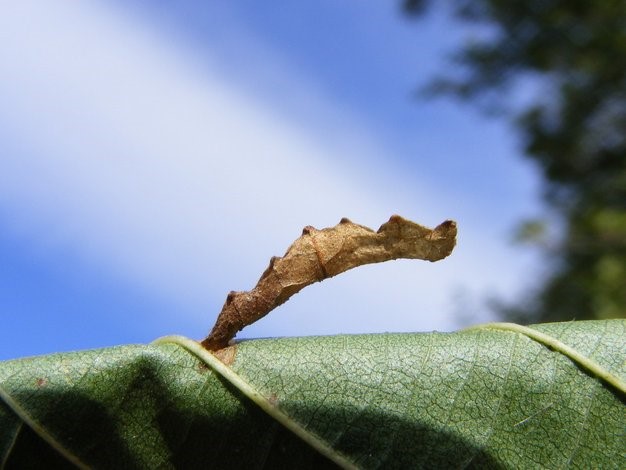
(1, 320, 624, 469)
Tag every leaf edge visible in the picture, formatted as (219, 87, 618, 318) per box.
(153, 335, 358, 470)
(465, 322, 626, 395)
(0, 383, 89, 469)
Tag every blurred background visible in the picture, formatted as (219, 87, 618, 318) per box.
(1, 1, 623, 360)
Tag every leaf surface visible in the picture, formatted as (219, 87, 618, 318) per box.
(1, 320, 624, 468)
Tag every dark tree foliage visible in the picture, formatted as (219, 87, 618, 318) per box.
(405, 1, 626, 322)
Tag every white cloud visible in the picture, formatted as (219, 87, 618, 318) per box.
(0, 1, 536, 341)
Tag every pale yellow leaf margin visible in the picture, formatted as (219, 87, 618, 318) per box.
(0, 386, 89, 469)
(154, 335, 358, 470)
(466, 322, 626, 395)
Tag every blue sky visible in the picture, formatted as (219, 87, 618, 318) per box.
(0, 1, 542, 360)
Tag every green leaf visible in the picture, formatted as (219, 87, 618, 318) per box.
(1, 320, 624, 468)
